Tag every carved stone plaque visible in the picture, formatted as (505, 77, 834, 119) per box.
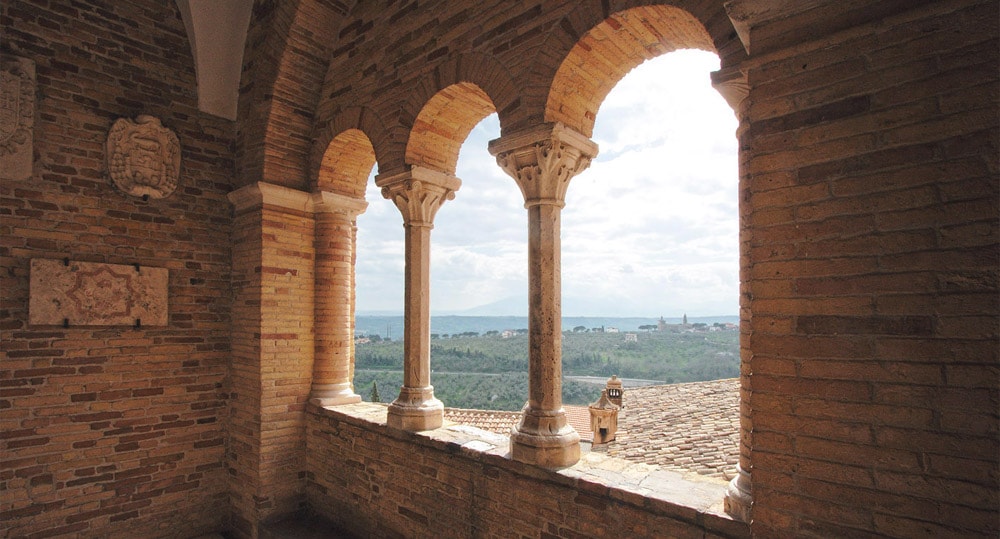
(29, 259, 168, 326)
(106, 115, 181, 199)
(0, 55, 35, 181)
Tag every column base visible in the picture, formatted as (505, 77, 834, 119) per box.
(386, 386, 443, 431)
(724, 463, 752, 522)
(309, 383, 362, 407)
(510, 407, 580, 468)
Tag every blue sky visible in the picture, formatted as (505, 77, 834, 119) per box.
(355, 50, 739, 317)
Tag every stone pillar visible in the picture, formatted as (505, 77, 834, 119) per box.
(310, 191, 368, 406)
(489, 122, 598, 468)
(712, 65, 752, 523)
(375, 166, 461, 431)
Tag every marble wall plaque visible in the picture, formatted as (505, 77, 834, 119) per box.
(0, 55, 35, 181)
(29, 259, 168, 326)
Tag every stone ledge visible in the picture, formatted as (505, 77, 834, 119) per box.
(308, 402, 749, 538)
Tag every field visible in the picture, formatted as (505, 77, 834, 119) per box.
(354, 327, 739, 411)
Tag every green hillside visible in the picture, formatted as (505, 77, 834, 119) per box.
(355, 327, 739, 411)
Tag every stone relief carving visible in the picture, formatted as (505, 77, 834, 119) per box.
(29, 258, 169, 327)
(0, 56, 36, 181)
(106, 115, 181, 199)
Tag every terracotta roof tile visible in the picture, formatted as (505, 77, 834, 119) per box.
(605, 378, 739, 481)
(443, 408, 520, 435)
(442, 378, 740, 481)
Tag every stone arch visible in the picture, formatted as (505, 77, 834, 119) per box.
(311, 107, 392, 197)
(545, 4, 716, 137)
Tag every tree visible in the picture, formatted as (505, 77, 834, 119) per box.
(573, 325, 587, 333)
(370, 381, 381, 403)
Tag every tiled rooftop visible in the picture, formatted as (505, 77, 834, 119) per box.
(442, 378, 740, 481)
(604, 378, 739, 481)
(442, 408, 521, 434)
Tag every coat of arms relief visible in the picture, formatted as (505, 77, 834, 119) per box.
(0, 56, 35, 181)
(106, 115, 181, 199)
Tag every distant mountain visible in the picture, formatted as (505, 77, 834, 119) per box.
(455, 294, 675, 318)
(355, 314, 739, 338)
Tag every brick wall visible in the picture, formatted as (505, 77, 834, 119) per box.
(744, 0, 998, 536)
(1, 1, 232, 537)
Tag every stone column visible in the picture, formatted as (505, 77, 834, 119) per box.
(310, 191, 368, 406)
(375, 166, 461, 431)
(489, 122, 598, 468)
(713, 65, 752, 523)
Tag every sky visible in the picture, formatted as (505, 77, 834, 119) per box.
(355, 49, 739, 318)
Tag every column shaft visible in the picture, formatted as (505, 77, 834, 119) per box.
(311, 211, 360, 405)
(309, 190, 367, 406)
(403, 223, 432, 390)
(526, 202, 563, 413)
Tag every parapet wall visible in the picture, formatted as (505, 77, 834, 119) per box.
(304, 403, 749, 539)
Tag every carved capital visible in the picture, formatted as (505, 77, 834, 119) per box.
(489, 122, 598, 207)
(375, 166, 461, 226)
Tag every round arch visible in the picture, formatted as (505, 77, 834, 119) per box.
(404, 82, 496, 175)
(390, 52, 515, 174)
(546, 4, 716, 138)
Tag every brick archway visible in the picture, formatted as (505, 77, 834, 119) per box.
(312, 107, 389, 196)
(403, 81, 496, 175)
(545, 5, 716, 137)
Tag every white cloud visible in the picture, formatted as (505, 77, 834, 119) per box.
(356, 49, 739, 317)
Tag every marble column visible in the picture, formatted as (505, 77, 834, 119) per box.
(310, 191, 368, 406)
(375, 166, 461, 431)
(489, 122, 598, 468)
(713, 65, 753, 523)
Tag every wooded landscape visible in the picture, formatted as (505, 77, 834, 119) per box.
(355, 326, 739, 411)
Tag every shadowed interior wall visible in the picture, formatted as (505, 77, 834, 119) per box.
(1, 1, 233, 537)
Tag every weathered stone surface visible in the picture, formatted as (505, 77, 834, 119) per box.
(29, 258, 168, 326)
(106, 115, 181, 199)
(0, 55, 35, 181)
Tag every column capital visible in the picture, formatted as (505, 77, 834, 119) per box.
(375, 165, 461, 226)
(488, 122, 598, 207)
(311, 190, 368, 220)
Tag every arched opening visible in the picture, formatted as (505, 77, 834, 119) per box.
(405, 82, 496, 175)
(564, 48, 740, 481)
(317, 128, 377, 197)
(545, 5, 715, 137)
(356, 82, 505, 429)
(534, 5, 744, 486)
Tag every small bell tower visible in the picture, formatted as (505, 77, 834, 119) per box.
(588, 389, 620, 445)
(605, 375, 624, 408)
